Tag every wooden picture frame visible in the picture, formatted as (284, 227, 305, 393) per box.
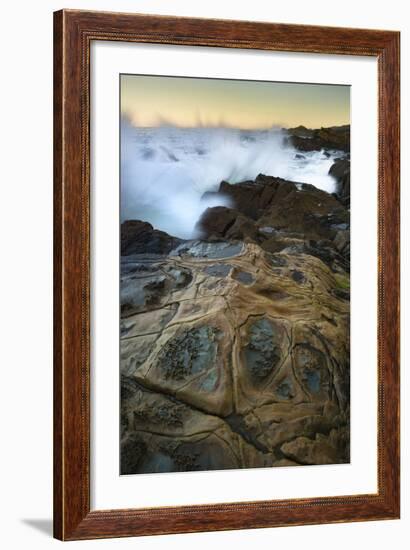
(54, 9, 400, 540)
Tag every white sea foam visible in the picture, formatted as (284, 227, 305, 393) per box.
(121, 118, 339, 239)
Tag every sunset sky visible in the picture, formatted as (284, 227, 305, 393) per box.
(121, 74, 350, 130)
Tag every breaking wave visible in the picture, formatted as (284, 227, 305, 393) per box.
(121, 118, 338, 239)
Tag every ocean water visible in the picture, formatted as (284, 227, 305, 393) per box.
(121, 120, 340, 239)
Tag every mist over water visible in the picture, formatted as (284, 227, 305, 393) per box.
(121, 118, 339, 239)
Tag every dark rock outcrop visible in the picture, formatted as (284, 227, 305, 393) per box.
(287, 124, 350, 153)
(196, 174, 350, 272)
(329, 159, 350, 207)
(215, 175, 348, 238)
(286, 125, 314, 139)
(121, 219, 182, 256)
(198, 206, 261, 242)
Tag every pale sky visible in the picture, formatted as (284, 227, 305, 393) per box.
(121, 74, 350, 130)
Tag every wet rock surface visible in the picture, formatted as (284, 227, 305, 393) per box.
(121, 164, 350, 474)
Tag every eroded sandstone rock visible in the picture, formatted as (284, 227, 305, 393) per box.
(120, 174, 350, 474)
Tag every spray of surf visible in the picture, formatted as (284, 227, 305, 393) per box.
(121, 117, 338, 239)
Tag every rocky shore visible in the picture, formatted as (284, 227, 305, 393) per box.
(286, 124, 350, 153)
(120, 137, 351, 475)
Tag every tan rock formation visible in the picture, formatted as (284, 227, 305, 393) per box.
(121, 238, 349, 473)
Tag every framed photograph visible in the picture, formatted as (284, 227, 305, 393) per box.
(54, 9, 400, 540)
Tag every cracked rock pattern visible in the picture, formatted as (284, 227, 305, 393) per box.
(120, 173, 350, 474)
